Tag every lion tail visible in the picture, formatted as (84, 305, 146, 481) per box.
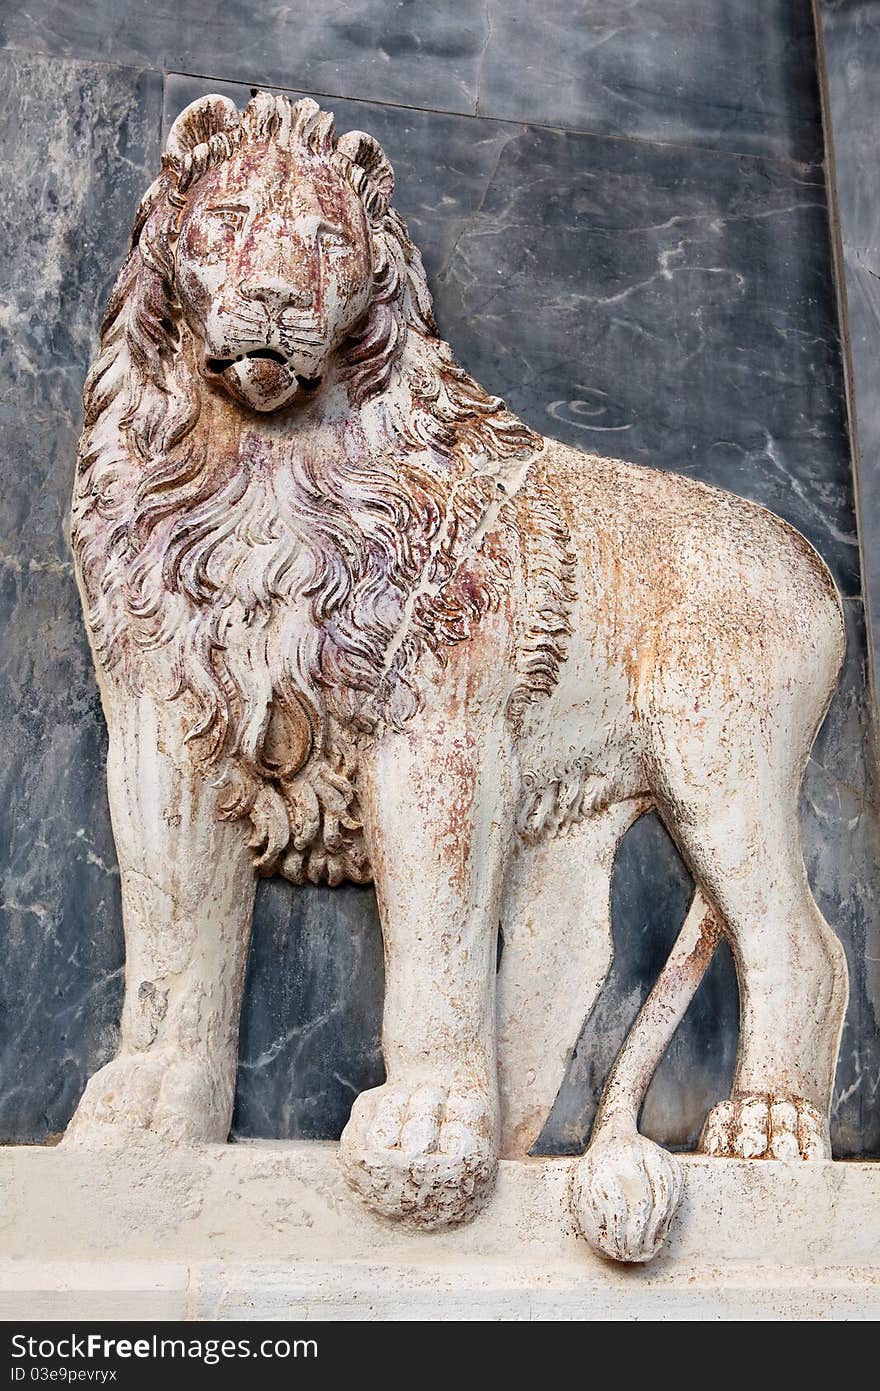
(569, 888, 723, 1263)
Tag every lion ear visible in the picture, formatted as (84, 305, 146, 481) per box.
(165, 95, 241, 163)
(336, 130, 394, 218)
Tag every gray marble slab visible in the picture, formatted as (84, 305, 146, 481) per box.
(0, 0, 487, 120)
(819, 1, 880, 714)
(477, 0, 824, 162)
(434, 123, 860, 599)
(4, 0, 821, 160)
(0, 51, 163, 1138)
(235, 883, 384, 1141)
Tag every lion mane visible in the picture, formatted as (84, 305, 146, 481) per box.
(71, 92, 576, 886)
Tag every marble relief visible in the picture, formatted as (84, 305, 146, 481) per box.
(0, 3, 877, 1178)
(64, 90, 853, 1262)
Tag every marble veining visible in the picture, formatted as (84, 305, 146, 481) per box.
(476, 0, 824, 162)
(818, 1, 880, 716)
(3, 0, 821, 159)
(0, 52, 162, 1139)
(0, 0, 487, 123)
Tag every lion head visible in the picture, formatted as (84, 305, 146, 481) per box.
(71, 92, 571, 885)
(167, 94, 392, 414)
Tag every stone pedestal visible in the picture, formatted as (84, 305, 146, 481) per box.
(0, 1143, 877, 1320)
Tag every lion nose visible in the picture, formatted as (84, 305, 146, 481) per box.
(240, 277, 312, 314)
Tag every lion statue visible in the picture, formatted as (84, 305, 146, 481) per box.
(66, 90, 849, 1263)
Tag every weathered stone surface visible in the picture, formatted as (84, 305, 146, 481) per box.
(160, 77, 880, 1164)
(1, 1143, 878, 1319)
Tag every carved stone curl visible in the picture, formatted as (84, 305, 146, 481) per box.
(67, 91, 849, 1263)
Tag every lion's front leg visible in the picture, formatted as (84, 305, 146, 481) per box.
(64, 686, 256, 1148)
(339, 708, 512, 1228)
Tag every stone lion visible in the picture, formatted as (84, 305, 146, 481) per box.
(67, 91, 848, 1263)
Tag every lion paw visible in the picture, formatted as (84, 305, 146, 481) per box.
(63, 1051, 233, 1147)
(338, 1080, 499, 1229)
(570, 1132, 684, 1264)
(699, 1092, 830, 1160)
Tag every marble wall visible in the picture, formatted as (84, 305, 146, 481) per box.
(1, 3, 878, 1155)
(819, 1, 880, 713)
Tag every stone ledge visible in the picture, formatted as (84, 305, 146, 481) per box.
(0, 1142, 878, 1320)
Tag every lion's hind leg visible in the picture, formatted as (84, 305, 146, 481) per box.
(572, 577, 848, 1261)
(690, 826, 846, 1162)
(650, 781, 846, 1162)
(641, 603, 848, 1162)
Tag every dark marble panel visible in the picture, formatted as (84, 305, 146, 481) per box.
(819, 1, 880, 713)
(819, 1, 880, 1154)
(233, 882, 384, 1141)
(477, 0, 824, 162)
(819, 1, 880, 253)
(0, 0, 487, 119)
(0, 51, 163, 1139)
(4, 0, 823, 162)
(0, 565, 124, 1141)
(805, 599, 880, 1156)
(841, 261, 880, 684)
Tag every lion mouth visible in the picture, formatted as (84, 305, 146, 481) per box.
(205, 349, 323, 394)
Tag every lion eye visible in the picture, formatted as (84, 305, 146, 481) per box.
(208, 205, 248, 230)
(317, 222, 350, 252)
